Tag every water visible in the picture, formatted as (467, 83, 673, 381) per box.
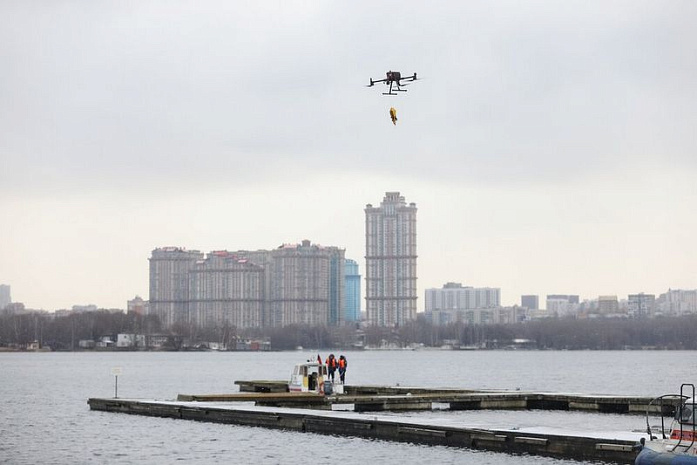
(2, 350, 696, 464)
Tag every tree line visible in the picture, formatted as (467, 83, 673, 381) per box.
(1, 310, 696, 350)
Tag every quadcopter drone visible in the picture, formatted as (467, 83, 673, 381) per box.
(367, 71, 418, 95)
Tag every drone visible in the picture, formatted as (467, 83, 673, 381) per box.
(367, 70, 418, 95)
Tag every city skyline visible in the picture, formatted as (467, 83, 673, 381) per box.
(2, 2, 696, 311)
(3, 198, 697, 312)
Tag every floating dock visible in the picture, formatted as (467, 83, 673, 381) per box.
(88, 396, 645, 463)
(231, 382, 681, 414)
(90, 383, 682, 463)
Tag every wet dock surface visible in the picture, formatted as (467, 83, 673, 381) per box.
(88, 396, 646, 463)
(88, 382, 680, 463)
(224, 382, 684, 414)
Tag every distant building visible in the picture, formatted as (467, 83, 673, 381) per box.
(427, 305, 527, 326)
(657, 289, 697, 316)
(235, 339, 271, 351)
(425, 282, 500, 321)
(344, 259, 361, 322)
(149, 247, 204, 327)
(365, 192, 417, 326)
(521, 295, 539, 310)
(96, 336, 114, 348)
(149, 242, 347, 329)
(3, 302, 25, 314)
(598, 295, 620, 314)
(628, 293, 655, 318)
(79, 339, 96, 349)
(127, 296, 149, 316)
(116, 333, 146, 348)
(269, 240, 345, 327)
(72, 304, 98, 313)
(577, 299, 599, 314)
(188, 251, 265, 329)
(228, 249, 274, 326)
(426, 283, 502, 326)
(546, 295, 580, 316)
(0, 284, 11, 310)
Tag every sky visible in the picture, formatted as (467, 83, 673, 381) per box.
(2, 1, 696, 311)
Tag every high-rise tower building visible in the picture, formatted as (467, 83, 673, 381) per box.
(269, 240, 345, 327)
(149, 242, 345, 330)
(365, 192, 417, 326)
(149, 247, 204, 327)
(344, 259, 361, 322)
(188, 251, 265, 329)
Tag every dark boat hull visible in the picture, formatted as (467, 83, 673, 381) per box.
(635, 447, 697, 465)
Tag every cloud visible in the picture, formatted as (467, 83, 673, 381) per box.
(2, 1, 696, 197)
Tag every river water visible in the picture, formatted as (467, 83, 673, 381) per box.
(2, 350, 696, 464)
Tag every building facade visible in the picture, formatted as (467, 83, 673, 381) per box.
(149, 247, 204, 327)
(657, 289, 697, 316)
(597, 295, 620, 314)
(148, 242, 346, 329)
(428, 306, 527, 326)
(425, 283, 500, 311)
(545, 294, 580, 316)
(127, 296, 149, 315)
(269, 240, 345, 327)
(425, 283, 501, 325)
(188, 251, 265, 329)
(628, 293, 656, 318)
(0, 284, 10, 310)
(365, 192, 417, 326)
(344, 259, 361, 322)
(229, 249, 274, 326)
(521, 295, 539, 310)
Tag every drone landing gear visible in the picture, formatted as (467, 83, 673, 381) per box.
(382, 82, 407, 96)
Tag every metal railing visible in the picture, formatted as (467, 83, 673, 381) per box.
(671, 383, 696, 453)
(645, 393, 687, 439)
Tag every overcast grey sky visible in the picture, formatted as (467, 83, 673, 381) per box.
(2, 1, 696, 310)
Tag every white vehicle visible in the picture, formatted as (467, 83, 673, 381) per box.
(636, 383, 697, 465)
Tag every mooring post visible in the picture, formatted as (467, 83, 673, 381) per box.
(111, 367, 123, 399)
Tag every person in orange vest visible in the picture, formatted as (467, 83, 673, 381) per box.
(326, 354, 337, 382)
(338, 355, 347, 384)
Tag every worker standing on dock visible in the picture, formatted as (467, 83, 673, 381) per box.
(338, 355, 347, 384)
(326, 354, 337, 382)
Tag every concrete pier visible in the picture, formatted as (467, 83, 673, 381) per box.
(88, 397, 644, 463)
